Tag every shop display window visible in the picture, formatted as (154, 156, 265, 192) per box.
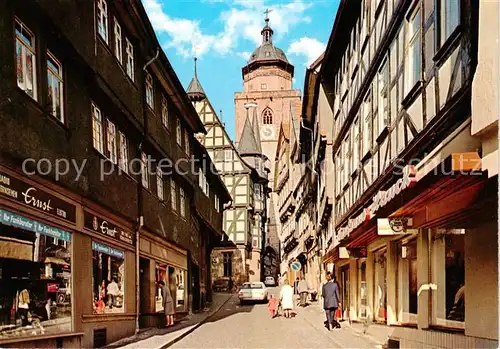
(359, 261, 367, 319)
(0, 214, 72, 339)
(92, 241, 125, 314)
(431, 230, 465, 328)
(155, 265, 167, 313)
(168, 267, 187, 312)
(397, 239, 417, 324)
(374, 249, 387, 323)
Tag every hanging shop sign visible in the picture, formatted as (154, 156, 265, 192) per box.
(337, 208, 372, 241)
(0, 208, 72, 241)
(377, 217, 417, 235)
(0, 171, 77, 223)
(92, 241, 124, 259)
(84, 210, 135, 245)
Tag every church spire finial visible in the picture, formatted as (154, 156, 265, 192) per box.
(261, 8, 274, 44)
(194, 56, 198, 78)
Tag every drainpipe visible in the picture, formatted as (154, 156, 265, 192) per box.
(135, 47, 160, 335)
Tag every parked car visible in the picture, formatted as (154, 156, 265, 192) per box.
(264, 276, 275, 287)
(238, 282, 268, 304)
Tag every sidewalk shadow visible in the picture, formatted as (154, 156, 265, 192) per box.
(203, 295, 257, 323)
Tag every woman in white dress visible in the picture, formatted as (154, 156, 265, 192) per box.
(279, 279, 294, 318)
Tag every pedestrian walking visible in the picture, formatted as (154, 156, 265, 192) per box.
(159, 280, 175, 327)
(267, 295, 279, 318)
(322, 272, 341, 330)
(293, 277, 300, 295)
(298, 277, 308, 307)
(279, 279, 294, 318)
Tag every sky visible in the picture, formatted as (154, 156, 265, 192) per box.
(143, 0, 340, 140)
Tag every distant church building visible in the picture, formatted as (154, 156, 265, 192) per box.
(235, 14, 301, 279)
(186, 58, 269, 290)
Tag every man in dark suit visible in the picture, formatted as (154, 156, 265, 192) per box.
(322, 272, 341, 330)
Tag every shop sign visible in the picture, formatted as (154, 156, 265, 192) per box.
(0, 171, 77, 223)
(47, 283, 59, 292)
(0, 209, 72, 241)
(377, 218, 416, 235)
(337, 208, 372, 241)
(92, 241, 124, 259)
(369, 165, 417, 216)
(84, 210, 134, 245)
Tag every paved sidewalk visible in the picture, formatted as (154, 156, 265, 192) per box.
(106, 293, 233, 349)
(295, 300, 388, 349)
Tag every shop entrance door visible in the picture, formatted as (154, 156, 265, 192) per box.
(341, 265, 349, 321)
(191, 262, 200, 313)
(139, 258, 150, 315)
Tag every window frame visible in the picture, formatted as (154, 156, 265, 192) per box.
(156, 168, 164, 201)
(46, 51, 64, 123)
(118, 131, 129, 174)
(171, 179, 177, 211)
(145, 72, 154, 110)
(106, 119, 117, 164)
(161, 95, 169, 129)
(180, 187, 185, 217)
(439, 0, 460, 46)
(262, 108, 273, 125)
(92, 103, 104, 154)
(141, 152, 149, 189)
(176, 119, 182, 146)
(406, 6, 422, 95)
(113, 18, 122, 64)
(96, 0, 109, 44)
(125, 38, 134, 82)
(15, 18, 37, 101)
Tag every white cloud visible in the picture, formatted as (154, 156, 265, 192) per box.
(288, 37, 326, 66)
(143, 0, 313, 58)
(237, 51, 251, 60)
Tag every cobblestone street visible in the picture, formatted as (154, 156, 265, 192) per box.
(170, 289, 383, 349)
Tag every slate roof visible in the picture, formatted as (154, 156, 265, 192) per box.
(187, 57, 206, 101)
(238, 114, 261, 155)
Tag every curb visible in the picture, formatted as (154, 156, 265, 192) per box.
(159, 293, 234, 348)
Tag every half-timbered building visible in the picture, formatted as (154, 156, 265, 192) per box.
(319, 0, 498, 347)
(187, 61, 269, 289)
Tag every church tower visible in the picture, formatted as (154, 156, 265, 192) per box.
(235, 12, 301, 275)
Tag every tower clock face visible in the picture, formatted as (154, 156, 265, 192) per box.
(261, 125, 276, 140)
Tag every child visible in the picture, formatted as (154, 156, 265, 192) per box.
(268, 295, 279, 318)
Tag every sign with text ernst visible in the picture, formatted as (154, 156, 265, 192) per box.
(84, 210, 135, 245)
(0, 171, 77, 224)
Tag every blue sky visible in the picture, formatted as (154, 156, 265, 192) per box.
(144, 0, 340, 140)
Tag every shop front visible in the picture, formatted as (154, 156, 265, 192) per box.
(138, 232, 188, 328)
(0, 166, 80, 347)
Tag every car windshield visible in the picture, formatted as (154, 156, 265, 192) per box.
(241, 283, 263, 289)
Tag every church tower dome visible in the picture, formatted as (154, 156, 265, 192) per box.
(243, 12, 294, 78)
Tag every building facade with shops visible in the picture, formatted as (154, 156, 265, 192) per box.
(319, 0, 498, 348)
(0, 0, 229, 347)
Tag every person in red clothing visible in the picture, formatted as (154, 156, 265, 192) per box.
(268, 295, 279, 318)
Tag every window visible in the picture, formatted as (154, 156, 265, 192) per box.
(176, 119, 182, 145)
(362, 90, 372, 156)
(92, 103, 104, 153)
(215, 194, 220, 212)
(0, 211, 72, 337)
(353, 117, 360, 172)
(97, 0, 108, 43)
(47, 52, 64, 122)
(180, 187, 185, 217)
(114, 18, 122, 63)
(155, 265, 167, 312)
(344, 133, 351, 184)
(92, 241, 125, 314)
(171, 179, 177, 211)
(156, 168, 164, 201)
(145, 72, 154, 109)
(118, 131, 129, 173)
(170, 267, 186, 312)
(141, 152, 149, 189)
(431, 230, 465, 327)
(106, 119, 117, 163)
(261, 83, 267, 90)
(262, 108, 273, 125)
(125, 38, 134, 81)
(377, 60, 389, 136)
(161, 96, 169, 128)
(223, 252, 232, 277)
(406, 8, 421, 93)
(440, 0, 459, 45)
(15, 19, 37, 100)
(184, 130, 190, 155)
(224, 149, 233, 161)
(397, 239, 418, 323)
(254, 183, 261, 200)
